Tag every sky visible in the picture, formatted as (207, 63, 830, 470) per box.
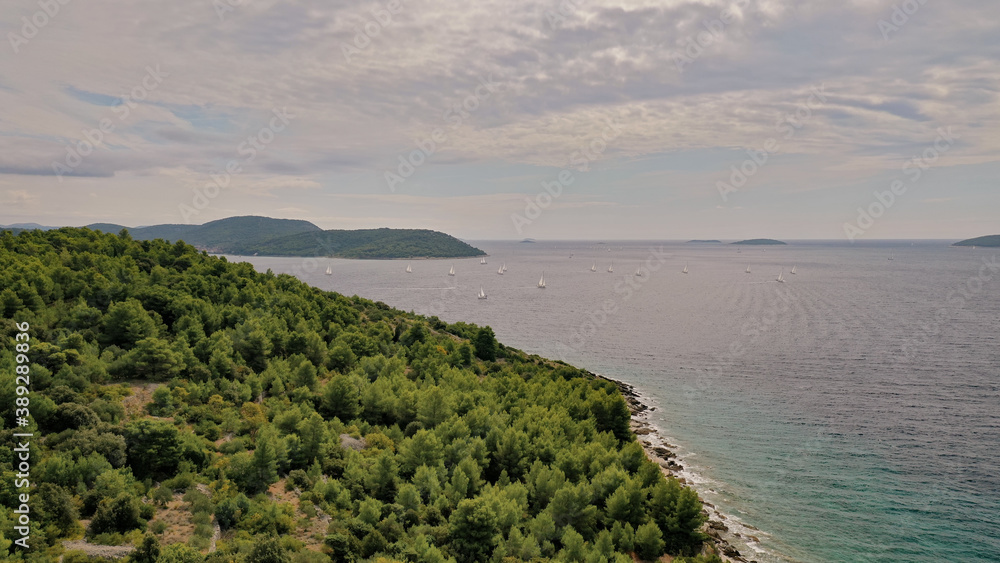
(0, 0, 998, 240)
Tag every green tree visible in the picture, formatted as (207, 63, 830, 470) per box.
(560, 527, 587, 562)
(473, 327, 498, 361)
(131, 534, 161, 563)
(649, 478, 707, 554)
(321, 374, 362, 420)
(449, 497, 498, 562)
(88, 493, 145, 536)
(0, 288, 23, 317)
(124, 419, 180, 479)
(102, 298, 158, 347)
(634, 521, 665, 561)
(158, 543, 204, 563)
(251, 434, 280, 490)
(295, 412, 326, 466)
(114, 337, 185, 381)
(246, 536, 291, 563)
(604, 480, 645, 528)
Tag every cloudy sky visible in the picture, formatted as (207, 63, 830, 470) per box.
(1, 0, 997, 240)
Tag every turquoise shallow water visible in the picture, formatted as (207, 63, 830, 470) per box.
(235, 240, 1000, 562)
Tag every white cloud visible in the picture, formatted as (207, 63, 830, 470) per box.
(0, 0, 997, 238)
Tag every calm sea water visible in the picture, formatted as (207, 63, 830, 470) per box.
(232, 240, 1000, 563)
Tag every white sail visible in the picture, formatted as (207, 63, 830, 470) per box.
(591, 262, 597, 272)
(502, 262, 507, 273)
(538, 273, 546, 288)
(608, 261, 614, 273)
(682, 264, 688, 274)
(777, 270, 785, 283)
(326, 266, 332, 275)
(746, 264, 751, 274)
(481, 257, 487, 265)
(449, 265, 455, 276)
(478, 286, 487, 299)
(406, 263, 412, 273)
(790, 265, 796, 275)
(635, 265, 642, 277)
(498, 265, 504, 275)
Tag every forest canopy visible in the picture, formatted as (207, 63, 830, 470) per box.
(0, 228, 710, 563)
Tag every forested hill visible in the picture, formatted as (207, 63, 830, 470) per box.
(86, 216, 322, 253)
(730, 239, 786, 245)
(82, 217, 486, 259)
(953, 234, 1000, 247)
(224, 228, 486, 259)
(0, 228, 716, 563)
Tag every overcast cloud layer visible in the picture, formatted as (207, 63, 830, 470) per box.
(1, 0, 997, 239)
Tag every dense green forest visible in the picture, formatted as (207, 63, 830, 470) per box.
(953, 234, 1000, 247)
(84, 217, 486, 259)
(87, 216, 322, 252)
(223, 228, 486, 259)
(0, 228, 716, 563)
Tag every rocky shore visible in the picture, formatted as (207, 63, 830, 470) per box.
(595, 373, 763, 563)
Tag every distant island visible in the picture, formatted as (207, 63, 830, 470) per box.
(731, 239, 787, 245)
(521, 238, 536, 243)
(953, 235, 1000, 247)
(2, 216, 486, 259)
(687, 240, 722, 243)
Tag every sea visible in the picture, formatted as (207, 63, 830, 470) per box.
(231, 240, 1000, 563)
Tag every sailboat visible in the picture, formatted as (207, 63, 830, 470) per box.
(607, 262, 614, 273)
(325, 266, 333, 275)
(682, 264, 689, 274)
(502, 263, 507, 273)
(888, 252, 894, 261)
(478, 286, 487, 300)
(790, 265, 797, 275)
(448, 265, 455, 276)
(591, 262, 597, 272)
(405, 263, 412, 273)
(635, 265, 643, 277)
(538, 273, 546, 289)
(497, 264, 504, 275)
(776, 270, 785, 283)
(481, 257, 487, 265)
(745, 264, 751, 274)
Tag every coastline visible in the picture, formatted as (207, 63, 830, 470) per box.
(594, 372, 767, 563)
